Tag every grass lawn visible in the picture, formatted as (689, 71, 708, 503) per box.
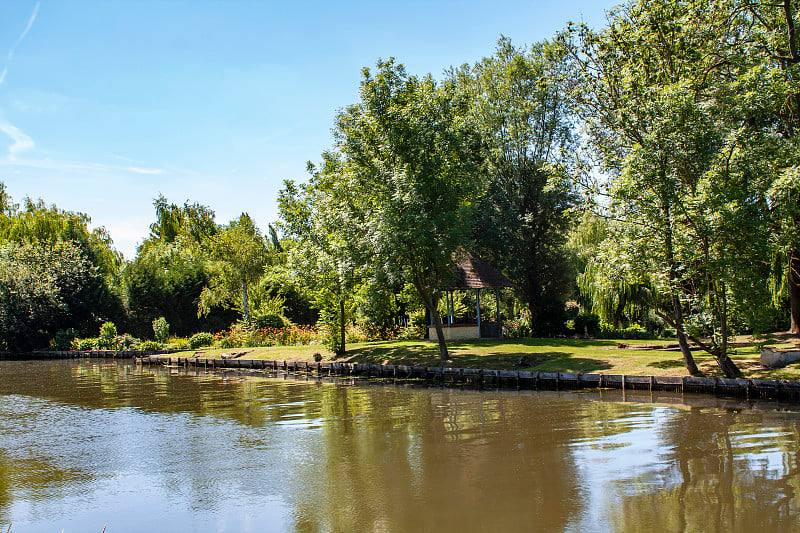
(168, 334, 800, 380)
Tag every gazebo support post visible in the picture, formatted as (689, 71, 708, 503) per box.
(447, 291, 453, 327)
(476, 289, 481, 339)
(495, 289, 502, 338)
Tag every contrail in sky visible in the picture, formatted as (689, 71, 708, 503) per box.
(8, 2, 40, 60)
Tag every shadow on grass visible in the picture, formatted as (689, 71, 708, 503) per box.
(339, 342, 612, 373)
(648, 359, 686, 369)
(454, 338, 623, 350)
(341, 342, 439, 366)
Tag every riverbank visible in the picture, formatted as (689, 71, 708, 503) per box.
(164, 335, 800, 380)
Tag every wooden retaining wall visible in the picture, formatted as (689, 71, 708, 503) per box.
(134, 356, 800, 402)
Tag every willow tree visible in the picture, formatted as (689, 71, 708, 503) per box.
(328, 59, 483, 361)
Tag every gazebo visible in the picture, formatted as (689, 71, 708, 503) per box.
(428, 250, 513, 341)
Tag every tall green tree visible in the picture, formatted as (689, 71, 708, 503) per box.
(124, 196, 223, 336)
(736, 0, 800, 334)
(328, 59, 484, 360)
(145, 194, 217, 247)
(562, 0, 779, 376)
(450, 37, 580, 334)
(124, 237, 216, 337)
(279, 165, 364, 355)
(200, 213, 268, 323)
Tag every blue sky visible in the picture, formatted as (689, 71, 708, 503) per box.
(0, 0, 616, 259)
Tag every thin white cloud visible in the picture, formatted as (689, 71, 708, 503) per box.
(122, 166, 164, 175)
(8, 2, 40, 61)
(0, 148, 164, 176)
(0, 122, 34, 160)
(0, 68, 6, 85)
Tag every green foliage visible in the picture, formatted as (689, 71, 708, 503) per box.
(503, 320, 531, 339)
(98, 321, 118, 349)
(125, 196, 229, 338)
(572, 313, 600, 337)
(0, 241, 104, 351)
(559, 0, 800, 375)
(214, 334, 238, 349)
(0, 191, 124, 301)
(597, 323, 654, 340)
(211, 323, 320, 348)
(279, 165, 366, 356)
(320, 58, 484, 359)
(73, 337, 99, 351)
(146, 194, 217, 246)
(168, 337, 190, 350)
(0, 185, 125, 343)
(188, 332, 214, 349)
(99, 321, 117, 339)
(451, 37, 580, 335)
(200, 213, 269, 322)
(251, 313, 285, 329)
(51, 329, 78, 350)
(135, 340, 163, 352)
(115, 333, 139, 350)
(152, 316, 170, 343)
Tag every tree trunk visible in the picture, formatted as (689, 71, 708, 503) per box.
(339, 298, 346, 355)
(241, 280, 250, 322)
(412, 279, 449, 361)
(715, 354, 740, 378)
(716, 282, 740, 378)
(672, 296, 700, 375)
(429, 306, 450, 361)
(790, 251, 800, 335)
(663, 202, 700, 375)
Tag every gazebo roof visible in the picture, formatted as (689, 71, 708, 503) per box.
(444, 250, 512, 290)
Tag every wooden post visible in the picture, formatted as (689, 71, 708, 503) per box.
(495, 288, 502, 338)
(476, 289, 481, 339)
(447, 291, 453, 327)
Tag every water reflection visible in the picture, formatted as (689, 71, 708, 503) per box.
(0, 360, 799, 532)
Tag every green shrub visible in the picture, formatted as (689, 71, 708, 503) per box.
(189, 332, 214, 349)
(598, 323, 655, 340)
(51, 329, 78, 350)
(136, 340, 163, 352)
(169, 338, 190, 350)
(152, 317, 170, 343)
(214, 335, 238, 349)
(573, 313, 600, 337)
(503, 320, 531, 339)
(397, 325, 424, 340)
(98, 321, 118, 349)
(73, 337, 99, 351)
(252, 314, 285, 329)
(115, 333, 139, 350)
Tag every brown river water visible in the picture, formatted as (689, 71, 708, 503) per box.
(1, 359, 799, 532)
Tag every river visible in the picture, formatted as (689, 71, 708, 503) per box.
(1, 360, 799, 532)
